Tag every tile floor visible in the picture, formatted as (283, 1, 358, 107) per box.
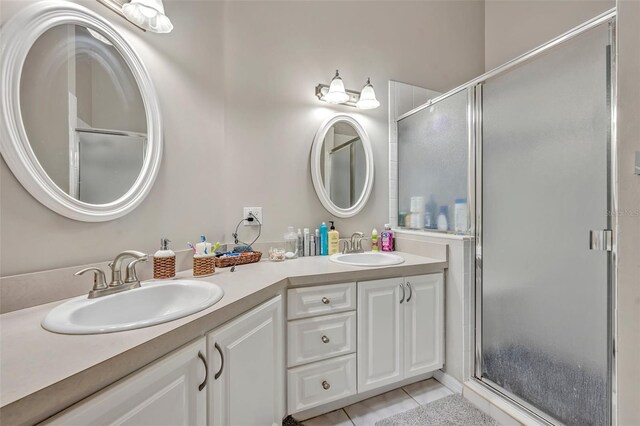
(303, 378, 455, 426)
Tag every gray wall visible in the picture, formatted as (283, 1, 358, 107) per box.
(485, 0, 614, 70)
(1, 0, 226, 276)
(220, 0, 485, 246)
(0, 0, 485, 276)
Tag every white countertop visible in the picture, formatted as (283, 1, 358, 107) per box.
(0, 252, 446, 425)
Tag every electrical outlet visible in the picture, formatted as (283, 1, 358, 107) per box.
(243, 207, 263, 226)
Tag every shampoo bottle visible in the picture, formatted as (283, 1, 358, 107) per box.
(371, 228, 379, 251)
(328, 221, 339, 255)
(154, 238, 176, 279)
(319, 222, 329, 256)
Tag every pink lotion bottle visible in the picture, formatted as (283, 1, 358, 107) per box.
(381, 224, 394, 252)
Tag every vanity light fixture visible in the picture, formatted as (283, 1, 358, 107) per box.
(323, 70, 350, 104)
(315, 71, 380, 109)
(122, 0, 173, 33)
(356, 78, 380, 110)
(96, 0, 173, 33)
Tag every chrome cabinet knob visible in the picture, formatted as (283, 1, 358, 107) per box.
(321, 335, 330, 344)
(322, 380, 331, 390)
(321, 297, 330, 305)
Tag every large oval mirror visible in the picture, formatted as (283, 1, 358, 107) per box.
(0, 2, 162, 221)
(311, 114, 374, 218)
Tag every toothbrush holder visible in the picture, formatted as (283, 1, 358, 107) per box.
(193, 254, 215, 277)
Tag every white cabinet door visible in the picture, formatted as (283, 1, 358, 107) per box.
(357, 277, 404, 393)
(404, 273, 444, 378)
(45, 339, 207, 426)
(208, 295, 284, 426)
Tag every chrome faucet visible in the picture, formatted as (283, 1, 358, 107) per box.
(110, 250, 147, 286)
(340, 232, 367, 254)
(75, 250, 148, 299)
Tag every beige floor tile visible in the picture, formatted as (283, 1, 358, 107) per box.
(303, 409, 354, 426)
(402, 378, 454, 405)
(344, 388, 419, 426)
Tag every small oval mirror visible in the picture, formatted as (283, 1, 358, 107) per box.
(311, 114, 374, 218)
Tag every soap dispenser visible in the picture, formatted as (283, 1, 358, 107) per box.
(154, 238, 176, 279)
(328, 221, 339, 255)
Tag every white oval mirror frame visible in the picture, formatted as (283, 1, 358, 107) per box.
(0, 1, 162, 222)
(310, 114, 374, 218)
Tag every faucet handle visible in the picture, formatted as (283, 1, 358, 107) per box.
(125, 256, 148, 284)
(75, 267, 107, 292)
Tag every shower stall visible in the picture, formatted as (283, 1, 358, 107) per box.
(395, 10, 616, 426)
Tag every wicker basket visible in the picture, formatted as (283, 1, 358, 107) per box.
(215, 251, 262, 268)
(153, 256, 176, 279)
(193, 255, 216, 277)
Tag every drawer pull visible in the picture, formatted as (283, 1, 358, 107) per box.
(406, 282, 412, 302)
(322, 380, 331, 390)
(399, 284, 405, 304)
(321, 297, 330, 305)
(321, 335, 330, 344)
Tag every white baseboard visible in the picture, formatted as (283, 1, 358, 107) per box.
(433, 369, 463, 394)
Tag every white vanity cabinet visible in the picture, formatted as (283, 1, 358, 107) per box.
(287, 283, 358, 414)
(207, 295, 285, 426)
(357, 273, 444, 393)
(44, 338, 207, 425)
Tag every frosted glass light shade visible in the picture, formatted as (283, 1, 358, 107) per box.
(324, 70, 350, 104)
(356, 78, 380, 109)
(122, 0, 173, 33)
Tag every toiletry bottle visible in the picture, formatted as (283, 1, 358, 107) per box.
(371, 228, 379, 251)
(437, 206, 449, 231)
(303, 228, 310, 257)
(296, 228, 304, 257)
(328, 221, 340, 255)
(154, 238, 176, 279)
(425, 196, 438, 229)
(319, 222, 329, 256)
(284, 226, 298, 259)
(381, 224, 394, 252)
(310, 234, 317, 256)
(454, 198, 468, 234)
(315, 229, 320, 255)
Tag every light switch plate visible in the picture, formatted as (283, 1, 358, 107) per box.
(243, 207, 263, 226)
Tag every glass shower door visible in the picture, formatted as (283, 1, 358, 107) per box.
(479, 22, 612, 425)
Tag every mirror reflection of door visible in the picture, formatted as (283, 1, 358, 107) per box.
(320, 122, 366, 209)
(20, 24, 147, 205)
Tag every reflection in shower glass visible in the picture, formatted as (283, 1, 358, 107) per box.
(481, 23, 610, 425)
(76, 132, 145, 204)
(397, 90, 469, 233)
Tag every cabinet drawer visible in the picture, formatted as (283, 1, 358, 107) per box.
(288, 283, 356, 320)
(288, 312, 356, 367)
(287, 354, 356, 414)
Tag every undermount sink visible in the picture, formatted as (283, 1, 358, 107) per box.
(329, 251, 405, 267)
(42, 280, 224, 335)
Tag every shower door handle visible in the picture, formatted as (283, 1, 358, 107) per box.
(589, 230, 612, 251)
